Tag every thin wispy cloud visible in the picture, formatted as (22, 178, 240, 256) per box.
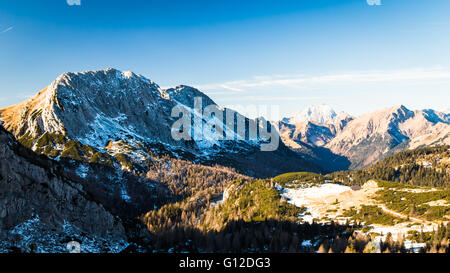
(194, 67, 450, 93)
(0, 26, 13, 34)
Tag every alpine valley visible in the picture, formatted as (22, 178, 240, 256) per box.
(0, 69, 449, 253)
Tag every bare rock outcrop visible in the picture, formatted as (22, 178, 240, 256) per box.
(0, 126, 128, 252)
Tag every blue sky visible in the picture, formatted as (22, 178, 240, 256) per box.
(0, 0, 449, 119)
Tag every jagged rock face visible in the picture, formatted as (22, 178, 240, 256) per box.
(279, 121, 336, 147)
(166, 85, 217, 110)
(0, 126, 128, 252)
(333, 112, 354, 133)
(280, 106, 354, 148)
(280, 105, 450, 170)
(422, 109, 450, 124)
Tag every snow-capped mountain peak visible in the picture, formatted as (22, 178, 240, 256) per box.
(0, 68, 230, 153)
(287, 105, 337, 124)
(279, 104, 449, 171)
(0, 68, 323, 178)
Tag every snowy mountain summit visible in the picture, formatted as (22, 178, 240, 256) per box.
(286, 105, 338, 124)
(0, 68, 240, 153)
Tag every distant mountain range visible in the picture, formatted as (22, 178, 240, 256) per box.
(279, 104, 450, 170)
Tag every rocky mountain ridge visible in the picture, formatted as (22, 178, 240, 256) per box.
(280, 105, 450, 170)
(283, 104, 340, 124)
(0, 68, 322, 178)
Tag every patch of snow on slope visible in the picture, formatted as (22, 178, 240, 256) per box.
(282, 183, 352, 206)
(78, 113, 144, 149)
(404, 241, 427, 253)
(1, 216, 130, 253)
(175, 102, 254, 154)
(121, 187, 131, 202)
(301, 240, 312, 248)
(76, 164, 90, 179)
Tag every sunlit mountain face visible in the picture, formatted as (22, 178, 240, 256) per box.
(279, 105, 450, 170)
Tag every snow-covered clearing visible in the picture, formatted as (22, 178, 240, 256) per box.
(368, 223, 436, 252)
(280, 181, 379, 224)
(277, 180, 443, 252)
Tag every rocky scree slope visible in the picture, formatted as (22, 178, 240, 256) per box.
(280, 105, 450, 170)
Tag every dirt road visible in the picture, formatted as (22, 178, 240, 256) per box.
(378, 205, 426, 223)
